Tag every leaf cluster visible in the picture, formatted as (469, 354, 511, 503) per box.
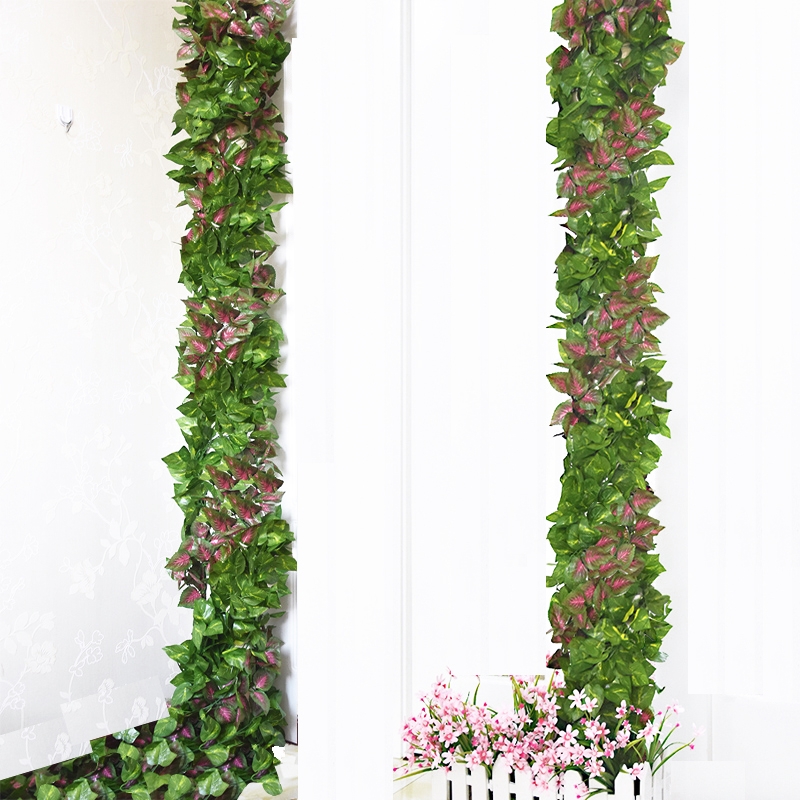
(544, 0, 680, 736)
(0, 2, 295, 798)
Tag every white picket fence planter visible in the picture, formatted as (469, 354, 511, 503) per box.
(428, 758, 666, 800)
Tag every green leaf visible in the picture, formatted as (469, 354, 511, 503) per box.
(131, 789, 151, 800)
(145, 739, 177, 767)
(167, 775, 193, 798)
(37, 787, 62, 800)
(170, 682, 194, 706)
(204, 744, 230, 766)
(113, 727, 139, 744)
(65, 780, 97, 800)
(197, 769, 227, 797)
(222, 646, 247, 671)
(260, 775, 283, 797)
(153, 715, 178, 738)
(638, 150, 674, 168)
(118, 742, 140, 761)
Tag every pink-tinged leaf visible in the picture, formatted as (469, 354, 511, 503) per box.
(638, 257, 660, 278)
(224, 457, 254, 481)
(595, 534, 616, 548)
(166, 552, 192, 570)
(596, 308, 613, 330)
(251, 19, 268, 38)
(635, 128, 655, 144)
(593, 140, 613, 166)
(559, 49, 572, 70)
(213, 205, 230, 225)
(634, 517, 654, 534)
(629, 99, 643, 112)
(598, 559, 616, 575)
(601, 15, 615, 33)
(593, 582, 609, 605)
(639, 338, 660, 352)
(641, 308, 669, 329)
(572, 163, 597, 183)
(250, 690, 270, 713)
(547, 373, 570, 394)
(629, 321, 645, 342)
(582, 582, 596, 603)
(229, 20, 250, 36)
(567, 593, 586, 610)
(573, 559, 589, 580)
(200, 1, 231, 20)
(580, 390, 601, 408)
(621, 107, 640, 135)
(567, 370, 589, 397)
(569, 29, 582, 47)
(618, 503, 636, 525)
(608, 576, 632, 593)
(607, 158, 630, 176)
(631, 489, 660, 513)
(224, 342, 242, 361)
(624, 270, 646, 286)
(557, 172, 577, 197)
(584, 548, 605, 569)
(550, 605, 568, 634)
(550, 400, 574, 426)
(197, 544, 212, 562)
(564, 7, 578, 27)
(630, 533, 653, 551)
(186, 191, 203, 211)
(607, 296, 629, 316)
(640, 104, 664, 121)
(179, 587, 202, 607)
(616, 543, 634, 564)
(177, 43, 199, 60)
(625, 145, 645, 159)
(616, 7, 632, 34)
(567, 199, 591, 216)
(611, 137, 627, 151)
(563, 340, 587, 358)
(215, 704, 235, 724)
(586, 181, 606, 197)
(598, 331, 617, 346)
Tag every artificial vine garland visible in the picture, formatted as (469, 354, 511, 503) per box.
(0, 2, 295, 798)
(544, 0, 681, 739)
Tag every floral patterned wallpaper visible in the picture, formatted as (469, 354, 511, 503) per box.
(0, 0, 195, 778)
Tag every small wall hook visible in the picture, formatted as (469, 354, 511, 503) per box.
(57, 104, 74, 133)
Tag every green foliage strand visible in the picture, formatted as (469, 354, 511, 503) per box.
(545, 0, 681, 733)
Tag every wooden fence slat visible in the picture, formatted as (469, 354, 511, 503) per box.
(613, 771, 635, 800)
(533, 776, 559, 800)
(512, 768, 534, 800)
(428, 761, 673, 799)
(561, 770, 587, 800)
(429, 766, 447, 800)
(490, 757, 511, 800)
(468, 765, 490, 800)
(451, 763, 468, 800)
(638, 765, 652, 800)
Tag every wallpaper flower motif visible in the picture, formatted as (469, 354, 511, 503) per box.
(0, 1, 193, 779)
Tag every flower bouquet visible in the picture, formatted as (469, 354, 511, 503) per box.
(395, 672, 696, 798)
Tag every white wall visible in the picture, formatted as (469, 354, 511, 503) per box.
(0, 0, 298, 778)
(294, 1, 798, 799)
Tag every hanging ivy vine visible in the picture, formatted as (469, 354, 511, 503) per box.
(0, 1, 295, 798)
(544, 0, 681, 737)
